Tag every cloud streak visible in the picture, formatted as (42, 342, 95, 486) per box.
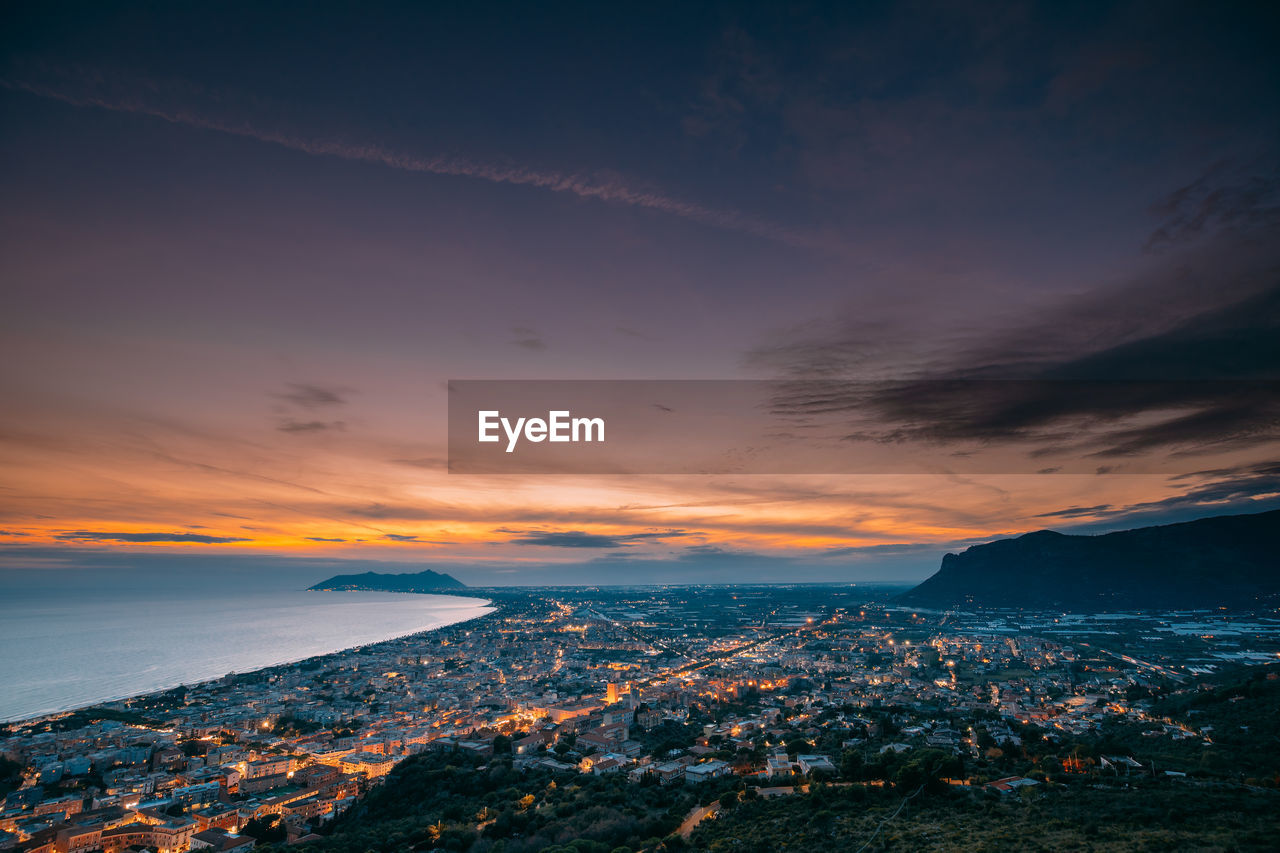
(498, 528, 689, 548)
(277, 419, 345, 434)
(275, 384, 349, 408)
(54, 531, 251, 544)
(1, 68, 809, 246)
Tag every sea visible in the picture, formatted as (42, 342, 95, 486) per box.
(0, 583, 493, 722)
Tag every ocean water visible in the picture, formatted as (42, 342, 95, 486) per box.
(0, 585, 492, 722)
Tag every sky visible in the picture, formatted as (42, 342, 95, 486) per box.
(1, 1, 1278, 586)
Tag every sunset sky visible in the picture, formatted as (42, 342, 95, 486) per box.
(2, 2, 1278, 586)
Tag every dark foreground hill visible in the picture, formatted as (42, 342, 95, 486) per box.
(308, 568, 466, 593)
(897, 509, 1280, 611)
(273, 759, 1280, 853)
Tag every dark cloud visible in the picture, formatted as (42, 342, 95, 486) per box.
(382, 533, 419, 542)
(345, 503, 437, 520)
(1085, 397, 1277, 459)
(765, 375, 1279, 465)
(500, 528, 689, 548)
(54, 531, 251, 544)
(756, 235, 1280, 463)
(305, 536, 346, 542)
(1035, 504, 1113, 519)
(1113, 461, 1280, 518)
(510, 326, 546, 351)
(676, 544, 745, 560)
(821, 542, 968, 559)
(1039, 285, 1280, 383)
(277, 419, 345, 433)
(1034, 462, 1280, 534)
(275, 383, 349, 408)
(1146, 162, 1280, 251)
(750, 206, 1280, 381)
(509, 531, 627, 548)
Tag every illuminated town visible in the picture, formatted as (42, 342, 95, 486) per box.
(4, 586, 1278, 851)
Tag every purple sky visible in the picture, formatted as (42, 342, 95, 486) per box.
(1, 2, 1278, 585)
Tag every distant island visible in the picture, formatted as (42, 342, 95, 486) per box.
(309, 568, 467, 593)
(897, 508, 1280, 611)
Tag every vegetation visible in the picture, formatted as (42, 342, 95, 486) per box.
(269, 714, 325, 737)
(269, 749, 740, 853)
(691, 782, 1280, 852)
(0, 756, 25, 798)
(243, 815, 289, 843)
(272, 666, 1280, 852)
(280, 752, 1280, 853)
(24, 706, 155, 733)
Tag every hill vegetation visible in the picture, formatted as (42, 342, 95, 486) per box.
(282, 666, 1280, 852)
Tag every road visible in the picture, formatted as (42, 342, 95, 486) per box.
(677, 802, 720, 838)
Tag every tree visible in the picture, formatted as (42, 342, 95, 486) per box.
(840, 748, 864, 781)
(785, 737, 813, 758)
(240, 815, 287, 843)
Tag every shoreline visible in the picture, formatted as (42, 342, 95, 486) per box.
(3, 592, 497, 726)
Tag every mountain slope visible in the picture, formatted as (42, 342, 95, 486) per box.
(308, 568, 467, 593)
(896, 509, 1280, 610)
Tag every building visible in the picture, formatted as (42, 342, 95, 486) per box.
(99, 817, 195, 853)
(339, 752, 398, 779)
(684, 760, 732, 784)
(189, 828, 256, 852)
(797, 755, 837, 776)
(766, 755, 793, 778)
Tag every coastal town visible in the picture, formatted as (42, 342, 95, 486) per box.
(3, 585, 1279, 852)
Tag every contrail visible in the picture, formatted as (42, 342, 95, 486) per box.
(3, 70, 812, 246)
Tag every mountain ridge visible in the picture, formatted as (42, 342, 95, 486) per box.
(896, 509, 1280, 611)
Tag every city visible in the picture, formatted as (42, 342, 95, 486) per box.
(4, 586, 1278, 851)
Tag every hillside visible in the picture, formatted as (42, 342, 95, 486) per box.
(274, 721, 1280, 853)
(308, 568, 467, 593)
(897, 509, 1280, 611)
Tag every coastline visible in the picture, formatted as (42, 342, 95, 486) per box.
(2, 591, 496, 725)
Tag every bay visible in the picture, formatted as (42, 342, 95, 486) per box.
(0, 585, 492, 722)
